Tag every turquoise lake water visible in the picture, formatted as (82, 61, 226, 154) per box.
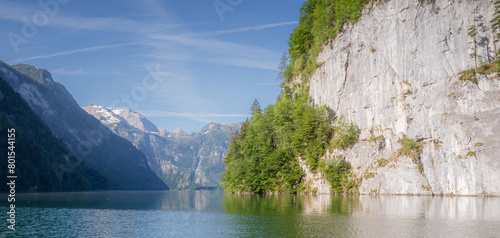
(1, 190, 499, 237)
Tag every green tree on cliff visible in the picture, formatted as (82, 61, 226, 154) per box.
(492, 1, 500, 59)
(468, 6, 481, 81)
(250, 99, 261, 116)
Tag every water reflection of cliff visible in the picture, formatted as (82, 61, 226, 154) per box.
(301, 194, 331, 214)
(351, 196, 500, 237)
(356, 196, 500, 220)
(223, 194, 303, 215)
(222, 194, 500, 237)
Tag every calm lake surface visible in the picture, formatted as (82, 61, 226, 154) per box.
(1, 190, 499, 237)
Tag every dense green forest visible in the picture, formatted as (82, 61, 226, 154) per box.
(223, 0, 368, 193)
(222, 0, 369, 193)
(222, 90, 359, 193)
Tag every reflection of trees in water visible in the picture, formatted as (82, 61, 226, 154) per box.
(223, 193, 304, 215)
(222, 194, 362, 237)
(222, 193, 362, 215)
(158, 190, 222, 211)
(328, 195, 360, 214)
(222, 194, 302, 237)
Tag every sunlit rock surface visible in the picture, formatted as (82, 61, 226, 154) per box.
(308, 0, 500, 195)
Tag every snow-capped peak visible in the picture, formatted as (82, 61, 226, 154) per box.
(83, 105, 159, 133)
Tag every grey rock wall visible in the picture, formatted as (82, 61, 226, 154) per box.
(308, 0, 500, 195)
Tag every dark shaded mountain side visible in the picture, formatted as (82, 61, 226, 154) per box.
(0, 61, 168, 190)
(0, 77, 108, 192)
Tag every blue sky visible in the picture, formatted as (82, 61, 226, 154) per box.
(0, 0, 305, 132)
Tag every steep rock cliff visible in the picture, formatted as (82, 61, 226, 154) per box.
(308, 0, 500, 195)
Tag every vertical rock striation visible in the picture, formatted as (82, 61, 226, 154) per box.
(308, 0, 500, 195)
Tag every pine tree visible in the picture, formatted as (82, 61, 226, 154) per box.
(277, 51, 289, 83)
(492, 1, 500, 59)
(468, 6, 481, 81)
(250, 99, 261, 116)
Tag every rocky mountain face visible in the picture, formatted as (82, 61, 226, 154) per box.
(305, 0, 500, 195)
(85, 106, 160, 133)
(0, 61, 168, 190)
(0, 77, 108, 192)
(84, 105, 236, 190)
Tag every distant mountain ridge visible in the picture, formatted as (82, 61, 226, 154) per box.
(0, 61, 168, 190)
(84, 104, 239, 190)
(85, 105, 160, 133)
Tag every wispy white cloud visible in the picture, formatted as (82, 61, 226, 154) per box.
(146, 68, 215, 112)
(3, 0, 291, 70)
(148, 34, 281, 70)
(159, 21, 298, 69)
(51, 67, 86, 75)
(0, 1, 180, 33)
(1, 1, 294, 36)
(208, 57, 278, 70)
(141, 110, 249, 118)
(0, 2, 37, 22)
(139, 110, 249, 123)
(51, 67, 121, 76)
(6, 1, 288, 70)
(207, 21, 298, 36)
(49, 16, 176, 33)
(257, 82, 280, 85)
(12, 41, 147, 63)
(12, 30, 282, 70)
(150, 34, 277, 57)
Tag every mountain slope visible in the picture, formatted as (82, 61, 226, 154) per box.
(84, 105, 236, 190)
(0, 77, 108, 192)
(0, 61, 168, 190)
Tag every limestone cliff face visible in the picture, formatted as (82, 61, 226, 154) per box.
(308, 0, 500, 195)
